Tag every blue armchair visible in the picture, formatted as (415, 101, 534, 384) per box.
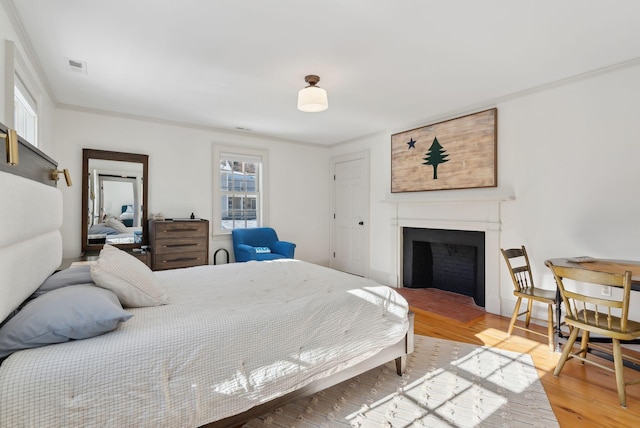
(231, 227, 296, 262)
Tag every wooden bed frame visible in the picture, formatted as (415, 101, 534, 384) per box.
(0, 121, 415, 427)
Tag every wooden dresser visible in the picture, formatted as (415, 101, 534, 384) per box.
(148, 219, 209, 271)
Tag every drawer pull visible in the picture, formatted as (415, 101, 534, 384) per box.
(163, 257, 201, 263)
(162, 243, 201, 248)
(162, 228, 200, 233)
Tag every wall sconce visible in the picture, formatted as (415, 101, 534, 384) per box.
(51, 168, 73, 187)
(1, 129, 19, 165)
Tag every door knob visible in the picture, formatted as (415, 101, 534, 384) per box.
(358, 221, 364, 225)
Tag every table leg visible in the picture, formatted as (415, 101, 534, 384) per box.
(554, 287, 563, 352)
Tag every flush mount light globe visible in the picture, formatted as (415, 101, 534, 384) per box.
(297, 75, 328, 112)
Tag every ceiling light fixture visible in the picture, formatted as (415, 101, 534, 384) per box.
(297, 75, 328, 112)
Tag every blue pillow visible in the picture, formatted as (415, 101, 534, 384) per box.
(88, 224, 119, 235)
(32, 265, 94, 298)
(0, 285, 133, 358)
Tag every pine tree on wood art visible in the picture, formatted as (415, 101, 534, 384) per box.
(423, 137, 449, 179)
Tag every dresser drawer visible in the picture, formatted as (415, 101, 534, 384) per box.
(154, 221, 208, 238)
(154, 251, 207, 270)
(154, 237, 207, 255)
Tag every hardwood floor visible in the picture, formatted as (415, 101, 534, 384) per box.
(396, 287, 486, 323)
(412, 306, 640, 427)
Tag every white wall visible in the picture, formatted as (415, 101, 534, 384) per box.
(53, 109, 331, 265)
(330, 62, 640, 319)
(0, 9, 11, 121)
(498, 62, 640, 318)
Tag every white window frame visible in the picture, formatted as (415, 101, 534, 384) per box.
(4, 40, 41, 147)
(14, 75, 38, 147)
(212, 145, 269, 235)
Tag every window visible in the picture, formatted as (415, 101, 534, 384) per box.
(14, 75, 38, 147)
(214, 147, 268, 232)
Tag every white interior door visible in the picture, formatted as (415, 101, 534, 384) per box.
(331, 152, 369, 277)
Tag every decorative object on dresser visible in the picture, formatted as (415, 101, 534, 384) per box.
(148, 219, 209, 270)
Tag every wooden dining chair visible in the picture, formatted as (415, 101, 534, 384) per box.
(501, 246, 556, 351)
(547, 261, 640, 408)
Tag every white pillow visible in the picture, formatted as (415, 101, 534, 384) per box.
(106, 217, 128, 233)
(90, 245, 169, 307)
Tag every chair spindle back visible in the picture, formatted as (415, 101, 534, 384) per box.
(501, 246, 535, 292)
(548, 264, 632, 333)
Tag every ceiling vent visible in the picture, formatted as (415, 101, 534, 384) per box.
(66, 58, 87, 75)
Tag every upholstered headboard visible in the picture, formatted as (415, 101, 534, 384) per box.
(0, 122, 63, 322)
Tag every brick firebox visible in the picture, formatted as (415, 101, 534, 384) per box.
(402, 227, 485, 307)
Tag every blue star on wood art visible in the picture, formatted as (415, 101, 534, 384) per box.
(407, 138, 416, 149)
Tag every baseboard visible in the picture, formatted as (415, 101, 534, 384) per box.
(368, 269, 396, 286)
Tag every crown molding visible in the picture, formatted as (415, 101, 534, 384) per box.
(1, 0, 55, 102)
(56, 103, 327, 148)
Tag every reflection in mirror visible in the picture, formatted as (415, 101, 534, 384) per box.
(82, 149, 148, 253)
(88, 159, 143, 244)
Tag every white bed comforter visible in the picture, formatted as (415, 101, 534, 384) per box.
(105, 226, 142, 244)
(0, 260, 409, 427)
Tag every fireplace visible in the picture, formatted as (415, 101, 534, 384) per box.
(391, 194, 511, 315)
(403, 227, 485, 306)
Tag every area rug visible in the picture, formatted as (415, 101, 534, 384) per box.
(244, 335, 558, 427)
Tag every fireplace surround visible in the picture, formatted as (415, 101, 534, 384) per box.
(385, 190, 514, 315)
(403, 227, 485, 306)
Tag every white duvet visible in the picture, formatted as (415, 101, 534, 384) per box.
(0, 260, 409, 427)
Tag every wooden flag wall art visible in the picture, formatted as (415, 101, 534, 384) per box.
(391, 108, 497, 192)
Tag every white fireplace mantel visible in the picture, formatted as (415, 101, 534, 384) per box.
(392, 218, 501, 232)
(390, 194, 512, 315)
(383, 188, 514, 205)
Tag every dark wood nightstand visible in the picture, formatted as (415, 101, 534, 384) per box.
(59, 248, 150, 270)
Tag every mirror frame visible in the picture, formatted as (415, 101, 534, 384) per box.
(82, 149, 149, 253)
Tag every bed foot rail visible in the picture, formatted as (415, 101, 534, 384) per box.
(395, 356, 406, 374)
(395, 311, 415, 375)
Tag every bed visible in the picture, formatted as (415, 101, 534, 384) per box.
(0, 137, 413, 427)
(88, 223, 143, 244)
(119, 204, 135, 227)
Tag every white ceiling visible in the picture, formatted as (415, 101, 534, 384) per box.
(8, 0, 640, 145)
